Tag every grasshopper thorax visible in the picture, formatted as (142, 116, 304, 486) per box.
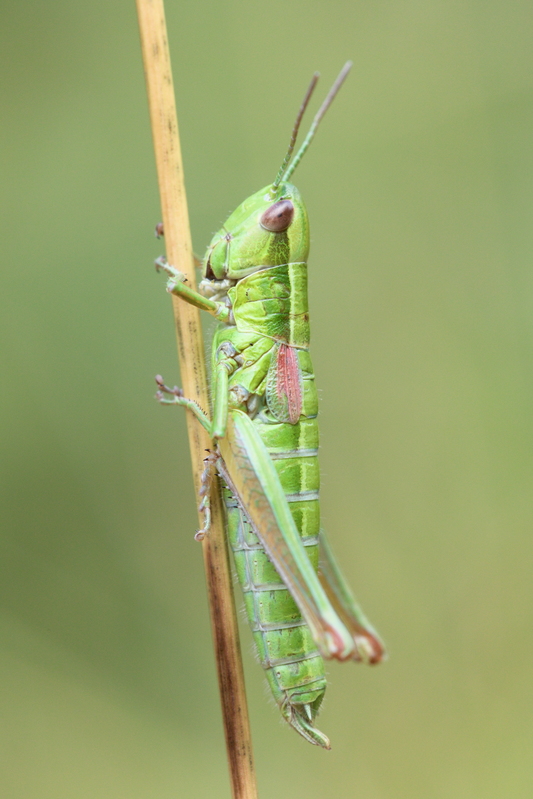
(202, 182, 309, 282)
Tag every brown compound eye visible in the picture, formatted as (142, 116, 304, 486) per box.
(260, 199, 294, 232)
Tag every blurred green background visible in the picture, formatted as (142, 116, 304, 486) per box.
(1, 1, 532, 797)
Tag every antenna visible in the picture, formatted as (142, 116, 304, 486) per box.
(282, 61, 352, 183)
(271, 72, 320, 194)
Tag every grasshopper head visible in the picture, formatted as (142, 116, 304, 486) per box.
(202, 182, 309, 281)
(202, 63, 352, 284)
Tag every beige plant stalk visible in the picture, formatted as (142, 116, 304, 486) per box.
(136, 2, 258, 796)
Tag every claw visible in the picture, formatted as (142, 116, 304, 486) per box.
(194, 450, 218, 541)
(194, 504, 210, 541)
(155, 375, 183, 397)
(195, 492, 211, 541)
(154, 257, 187, 287)
(154, 255, 167, 273)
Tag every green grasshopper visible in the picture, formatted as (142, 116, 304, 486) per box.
(155, 62, 385, 749)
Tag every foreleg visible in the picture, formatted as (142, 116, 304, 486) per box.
(155, 257, 232, 324)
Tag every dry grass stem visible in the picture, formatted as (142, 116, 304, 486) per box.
(136, 2, 257, 796)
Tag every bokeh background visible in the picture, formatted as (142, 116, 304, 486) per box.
(1, 1, 532, 797)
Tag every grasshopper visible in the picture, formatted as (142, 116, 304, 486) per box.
(156, 63, 385, 748)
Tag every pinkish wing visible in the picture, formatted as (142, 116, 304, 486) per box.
(265, 343, 303, 424)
